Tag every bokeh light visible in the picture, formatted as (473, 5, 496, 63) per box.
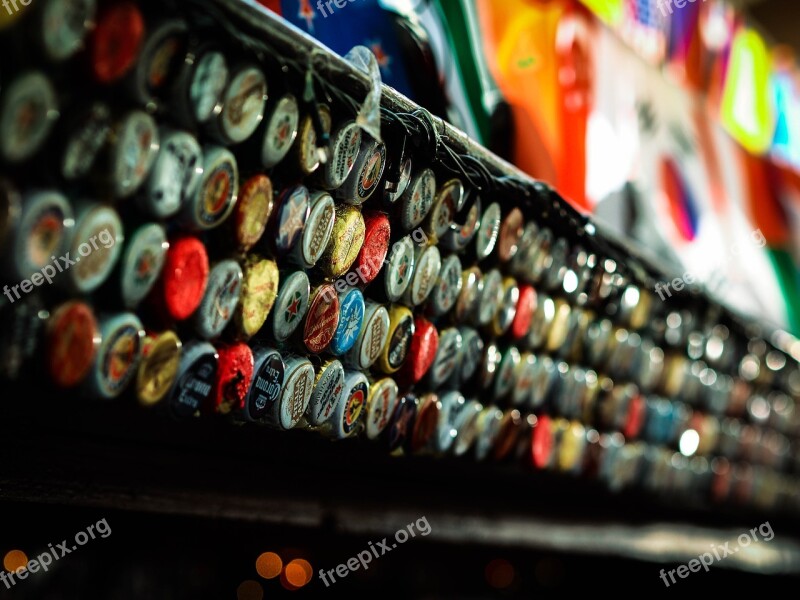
(485, 558, 515, 589)
(255, 551, 282, 579)
(285, 558, 312, 587)
(236, 580, 263, 600)
(3, 550, 27, 573)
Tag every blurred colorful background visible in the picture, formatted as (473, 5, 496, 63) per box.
(259, 0, 800, 335)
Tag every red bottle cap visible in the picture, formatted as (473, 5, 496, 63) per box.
(162, 236, 209, 321)
(397, 316, 439, 385)
(622, 392, 646, 439)
(510, 285, 537, 340)
(352, 211, 390, 285)
(409, 393, 441, 454)
(46, 301, 100, 388)
(213, 343, 255, 415)
(90, 2, 145, 84)
(303, 284, 340, 354)
(531, 414, 553, 469)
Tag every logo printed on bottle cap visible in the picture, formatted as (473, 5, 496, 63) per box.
(261, 94, 299, 168)
(188, 50, 228, 124)
(193, 260, 242, 340)
(120, 223, 167, 309)
(186, 146, 238, 230)
(293, 191, 335, 268)
(346, 302, 389, 370)
(272, 270, 310, 342)
(0, 72, 59, 163)
(236, 256, 278, 339)
(169, 341, 217, 419)
(235, 174, 273, 252)
(365, 378, 399, 440)
(274, 186, 310, 254)
(400, 168, 435, 230)
(144, 130, 202, 218)
(111, 111, 159, 198)
(136, 331, 181, 407)
(303, 284, 340, 354)
(307, 359, 345, 426)
(429, 254, 462, 317)
(13, 191, 73, 281)
(218, 65, 267, 143)
(247, 347, 283, 422)
(404, 245, 441, 307)
(47, 301, 99, 389)
(329, 287, 365, 356)
(67, 205, 123, 294)
(90, 312, 144, 399)
(383, 236, 415, 302)
(41, 0, 97, 62)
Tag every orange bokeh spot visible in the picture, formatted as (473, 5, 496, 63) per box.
(285, 559, 312, 587)
(255, 551, 282, 579)
(3, 550, 27, 573)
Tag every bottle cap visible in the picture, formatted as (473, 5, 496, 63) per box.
(492, 277, 519, 337)
(261, 93, 299, 168)
(475, 268, 502, 327)
(46, 301, 100, 389)
(9, 190, 73, 281)
(510, 284, 537, 340)
(376, 304, 414, 374)
(264, 355, 314, 430)
(302, 284, 340, 354)
(234, 174, 274, 253)
(214, 64, 268, 144)
(424, 179, 463, 241)
(401, 244, 441, 307)
(119, 223, 168, 309)
(174, 47, 228, 126)
(305, 359, 345, 426)
(193, 260, 243, 340)
(180, 145, 238, 231)
(475, 201, 501, 261)
(440, 195, 480, 252)
(288, 190, 335, 269)
(271, 185, 310, 256)
(363, 377, 399, 440)
(474, 406, 504, 461)
(492, 346, 520, 401)
(497, 207, 524, 262)
(141, 128, 202, 218)
(409, 393, 441, 454)
(452, 266, 481, 323)
(384, 393, 418, 453)
(270, 270, 310, 343)
(109, 110, 160, 198)
(85, 312, 144, 399)
(39, 0, 97, 62)
(398, 168, 435, 230)
(0, 71, 59, 163)
(397, 316, 438, 385)
(167, 340, 218, 419)
(451, 399, 483, 456)
(426, 327, 462, 389)
(234, 255, 279, 340)
(427, 253, 462, 317)
(435, 391, 464, 454)
(337, 135, 386, 205)
(322, 370, 368, 439)
(511, 353, 537, 407)
(136, 330, 182, 408)
(128, 19, 187, 107)
(531, 414, 554, 469)
(351, 211, 391, 285)
(320, 204, 365, 277)
(344, 300, 389, 370)
(380, 235, 415, 302)
(213, 342, 254, 416)
(64, 204, 124, 294)
(313, 120, 362, 190)
(90, 1, 144, 83)
(162, 236, 210, 321)
(245, 346, 284, 423)
(329, 287, 365, 356)
(60, 102, 112, 181)
(452, 327, 483, 385)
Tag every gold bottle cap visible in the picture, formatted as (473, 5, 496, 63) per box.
(136, 331, 182, 407)
(321, 204, 365, 277)
(235, 255, 279, 339)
